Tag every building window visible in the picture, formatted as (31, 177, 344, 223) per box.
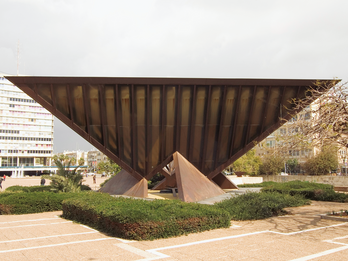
(266, 140, 275, 148)
(304, 112, 310, 120)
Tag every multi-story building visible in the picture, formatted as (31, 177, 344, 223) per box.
(256, 104, 346, 174)
(256, 106, 315, 163)
(87, 149, 108, 171)
(0, 75, 54, 176)
(54, 149, 108, 172)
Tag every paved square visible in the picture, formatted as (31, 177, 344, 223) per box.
(2, 177, 348, 260)
(0, 201, 348, 260)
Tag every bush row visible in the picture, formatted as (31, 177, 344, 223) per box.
(5, 185, 91, 193)
(238, 181, 277, 188)
(260, 180, 348, 202)
(5, 185, 53, 193)
(0, 192, 78, 215)
(0, 183, 314, 240)
(215, 192, 309, 220)
(62, 192, 231, 240)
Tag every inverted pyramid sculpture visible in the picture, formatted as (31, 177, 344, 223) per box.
(6, 76, 337, 202)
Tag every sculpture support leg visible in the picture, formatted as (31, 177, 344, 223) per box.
(173, 152, 225, 203)
(212, 173, 238, 189)
(99, 169, 148, 198)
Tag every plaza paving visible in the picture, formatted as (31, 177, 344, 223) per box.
(1, 177, 348, 260)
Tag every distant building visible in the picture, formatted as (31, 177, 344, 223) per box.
(87, 149, 108, 171)
(55, 150, 88, 166)
(0, 75, 54, 176)
(256, 104, 346, 174)
(53, 149, 108, 172)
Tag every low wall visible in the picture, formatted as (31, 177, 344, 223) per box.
(227, 176, 263, 185)
(261, 175, 348, 187)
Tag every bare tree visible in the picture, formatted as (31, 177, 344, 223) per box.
(280, 79, 345, 151)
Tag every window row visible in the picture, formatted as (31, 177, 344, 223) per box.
(7, 110, 51, 117)
(9, 97, 37, 103)
(2, 123, 53, 130)
(0, 150, 52, 154)
(0, 136, 52, 141)
(289, 149, 312, 156)
(0, 129, 19, 134)
(289, 112, 311, 122)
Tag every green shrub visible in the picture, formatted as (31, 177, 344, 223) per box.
(261, 180, 348, 202)
(148, 173, 165, 189)
(80, 185, 92, 191)
(99, 175, 115, 188)
(62, 192, 231, 240)
(5, 185, 91, 193)
(0, 192, 78, 215)
(5, 185, 53, 193)
(238, 181, 277, 188)
(44, 158, 84, 192)
(216, 192, 309, 220)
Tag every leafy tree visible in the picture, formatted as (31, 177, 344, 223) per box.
(52, 154, 69, 166)
(99, 159, 122, 188)
(97, 158, 121, 175)
(70, 157, 76, 166)
(259, 154, 284, 175)
(230, 149, 262, 176)
(286, 158, 299, 174)
(78, 157, 85, 166)
(43, 158, 84, 192)
(303, 146, 338, 175)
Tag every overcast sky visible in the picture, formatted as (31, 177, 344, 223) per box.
(1, 0, 348, 152)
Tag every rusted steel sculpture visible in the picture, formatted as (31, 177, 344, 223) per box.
(6, 77, 336, 202)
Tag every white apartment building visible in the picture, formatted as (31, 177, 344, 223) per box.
(0, 75, 54, 176)
(54, 149, 107, 172)
(256, 104, 347, 174)
(55, 150, 88, 166)
(87, 149, 108, 171)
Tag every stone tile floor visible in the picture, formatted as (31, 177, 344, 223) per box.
(2, 177, 348, 260)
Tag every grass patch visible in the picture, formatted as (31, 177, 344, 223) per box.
(216, 192, 309, 220)
(62, 192, 231, 240)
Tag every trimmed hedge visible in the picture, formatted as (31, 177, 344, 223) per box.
(5, 185, 53, 193)
(261, 180, 348, 202)
(238, 181, 277, 188)
(62, 192, 231, 240)
(5, 185, 91, 193)
(216, 192, 309, 220)
(0, 192, 78, 215)
(81, 185, 92, 191)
